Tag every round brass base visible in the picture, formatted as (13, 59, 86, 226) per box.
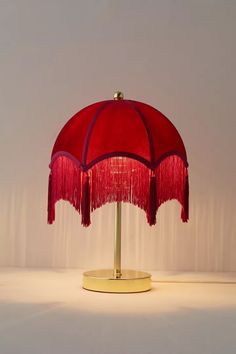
(83, 269, 151, 293)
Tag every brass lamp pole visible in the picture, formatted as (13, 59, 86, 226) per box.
(114, 202, 122, 278)
(113, 92, 123, 279)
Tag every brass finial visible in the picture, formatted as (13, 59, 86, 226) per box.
(113, 91, 124, 100)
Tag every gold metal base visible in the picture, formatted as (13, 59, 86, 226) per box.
(83, 269, 151, 293)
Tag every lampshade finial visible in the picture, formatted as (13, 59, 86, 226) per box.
(113, 91, 124, 100)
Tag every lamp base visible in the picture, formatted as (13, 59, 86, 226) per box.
(83, 269, 151, 293)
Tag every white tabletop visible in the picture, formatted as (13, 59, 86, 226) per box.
(0, 268, 236, 354)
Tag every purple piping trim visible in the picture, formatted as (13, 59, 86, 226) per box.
(81, 101, 112, 165)
(153, 151, 188, 168)
(129, 99, 188, 162)
(126, 100, 155, 166)
(50, 150, 188, 171)
(86, 152, 150, 169)
(50, 151, 84, 170)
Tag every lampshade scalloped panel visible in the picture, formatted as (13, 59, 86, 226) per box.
(48, 99, 189, 226)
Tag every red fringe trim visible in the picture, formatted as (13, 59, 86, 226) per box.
(48, 155, 189, 227)
(148, 175, 157, 225)
(81, 174, 91, 226)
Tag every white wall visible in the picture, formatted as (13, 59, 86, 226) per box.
(0, 0, 235, 271)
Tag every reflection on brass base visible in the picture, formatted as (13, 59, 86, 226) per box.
(83, 269, 151, 293)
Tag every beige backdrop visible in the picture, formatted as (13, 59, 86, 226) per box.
(0, 0, 235, 271)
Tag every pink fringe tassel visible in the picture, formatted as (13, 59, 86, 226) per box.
(148, 175, 157, 225)
(81, 174, 91, 226)
(47, 173, 55, 224)
(48, 155, 189, 227)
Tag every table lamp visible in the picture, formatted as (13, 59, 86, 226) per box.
(48, 91, 189, 293)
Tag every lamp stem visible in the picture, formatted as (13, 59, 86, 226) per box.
(114, 202, 122, 278)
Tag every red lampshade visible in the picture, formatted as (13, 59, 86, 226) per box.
(48, 96, 189, 226)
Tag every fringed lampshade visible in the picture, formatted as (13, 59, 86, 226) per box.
(48, 91, 189, 293)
